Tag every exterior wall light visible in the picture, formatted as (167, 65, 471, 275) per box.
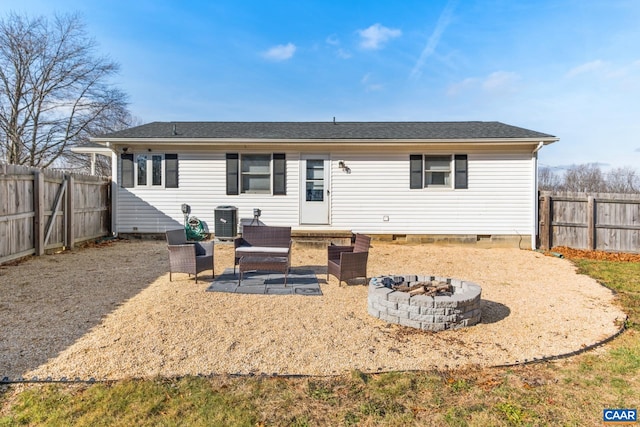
(338, 160, 351, 173)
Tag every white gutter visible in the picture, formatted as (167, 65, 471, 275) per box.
(532, 141, 544, 153)
(91, 137, 559, 146)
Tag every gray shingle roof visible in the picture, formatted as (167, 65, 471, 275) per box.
(93, 121, 556, 140)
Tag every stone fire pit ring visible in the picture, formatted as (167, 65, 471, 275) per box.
(368, 275, 482, 331)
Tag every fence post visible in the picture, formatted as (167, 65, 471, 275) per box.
(539, 194, 551, 250)
(587, 196, 596, 250)
(66, 174, 75, 249)
(34, 171, 45, 256)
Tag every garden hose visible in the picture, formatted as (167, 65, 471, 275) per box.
(185, 216, 206, 241)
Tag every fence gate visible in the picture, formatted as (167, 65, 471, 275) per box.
(0, 164, 111, 264)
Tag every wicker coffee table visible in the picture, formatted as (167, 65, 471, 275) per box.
(238, 256, 289, 286)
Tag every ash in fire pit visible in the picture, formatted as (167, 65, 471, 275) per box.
(381, 276, 454, 297)
(369, 275, 482, 331)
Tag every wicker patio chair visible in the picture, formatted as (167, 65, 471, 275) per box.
(327, 233, 371, 286)
(166, 229, 214, 283)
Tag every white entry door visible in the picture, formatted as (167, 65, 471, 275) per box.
(300, 155, 330, 225)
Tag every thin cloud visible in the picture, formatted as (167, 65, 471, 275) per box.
(361, 73, 383, 92)
(482, 71, 520, 93)
(357, 23, 401, 50)
(262, 43, 296, 61)
(446, 77, 478, 96)
(566, 59, 640, 85)
(447, 71, 520, 96)
(326, 34, 352, 58)
(336, 48, 352, 59)
(566, 60, 606, 78)
(411, 0, 458, 78)
(326, 34, 340, 46)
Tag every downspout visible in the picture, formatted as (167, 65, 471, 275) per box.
(107, 142, 119, 238)
(531, 141, 544, 250)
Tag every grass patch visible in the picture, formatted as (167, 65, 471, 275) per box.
(574, 259, 640, 330)
(2, 258, 639, 426)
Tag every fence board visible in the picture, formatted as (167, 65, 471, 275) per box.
(539, 191, 640, 253)
(0, 163, 110, 264)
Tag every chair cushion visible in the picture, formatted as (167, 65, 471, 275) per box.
(236, 246, 289, 255)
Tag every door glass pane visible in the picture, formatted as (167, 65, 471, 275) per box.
(306, 182, 324, 201)
(306, 160, 324, 179)
(306, 160, 324, 201)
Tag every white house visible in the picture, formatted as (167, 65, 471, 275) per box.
(86, 121, 558, 248)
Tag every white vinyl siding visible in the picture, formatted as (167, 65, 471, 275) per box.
(117, 152, 299, 233)
(115, 147, 535, 236)
(329, 150, 534, 235)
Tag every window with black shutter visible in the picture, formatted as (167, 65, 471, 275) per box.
(454, 154, 468, 189)
(410, 154, 468, 190)
(273, 153, 286, 195)
(165, 154, 179, 188)
(227, 153, 286, 195)
(121, 153, 134, 188)
(409, 154, 423, 189)
(121, 153, 178, 188)
(226, 153, 239, 195)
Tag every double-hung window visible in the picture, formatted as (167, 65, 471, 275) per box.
(424, 155, 452, 187)
(226, 153, 286, 195)
(241, 154, 271, 193)
(410, 154, 468, 189)
(121, 153, 178, 188)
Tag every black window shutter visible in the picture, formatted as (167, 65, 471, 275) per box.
(454, 154, 468, 189)
(121, 153, 134, 188)
(410, 155, 423, 189)
(165, 154, 178, 188)
(273, 153, 286, 195)
(226, 153, 239, 195)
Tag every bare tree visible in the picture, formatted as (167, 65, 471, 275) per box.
(0, 12, 129, 168)
(607, 166, 640, 194)
(538, 163, 640, 194)
(65, 112, 142, 176)
(538, 166, 562, 191)
(562, 163, 606, 193)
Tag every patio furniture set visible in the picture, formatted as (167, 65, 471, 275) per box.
(166, 225, 371, 286)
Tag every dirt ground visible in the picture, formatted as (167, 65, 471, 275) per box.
(0, 238, 627, 380)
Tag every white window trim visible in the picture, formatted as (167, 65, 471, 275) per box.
(240, 153, 272, 195)
(135, 153, 165, 188)
(424, 154, 453, 189)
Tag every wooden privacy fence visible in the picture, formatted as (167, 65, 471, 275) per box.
(539, 191, 640, 253)
(0, 163, 111, 264)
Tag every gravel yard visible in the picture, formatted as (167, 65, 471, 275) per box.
(0, 238, 626, 380)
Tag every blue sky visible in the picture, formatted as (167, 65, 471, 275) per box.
(3, 0, 640, 170)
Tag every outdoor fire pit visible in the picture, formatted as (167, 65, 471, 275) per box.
(368, 275, 482, 331)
